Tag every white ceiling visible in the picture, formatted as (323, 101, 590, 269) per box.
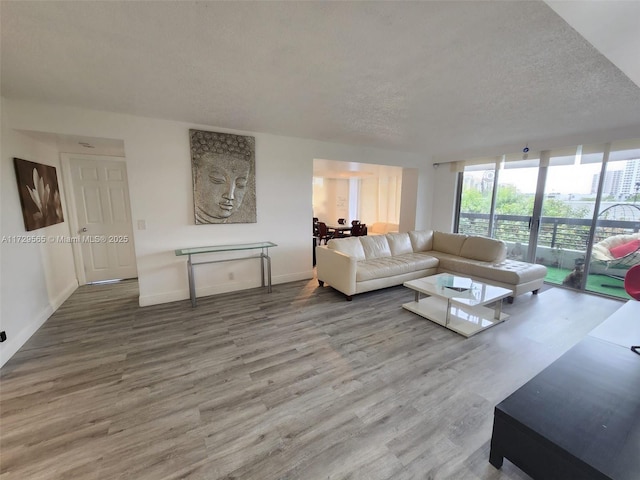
(17, 131, 126, 157)
(2, 1, 639, 162)
(546, 1, 640, 90)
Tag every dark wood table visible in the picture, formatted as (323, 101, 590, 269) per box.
(490, 301, 640, 480)
(327, 225, 352, 237)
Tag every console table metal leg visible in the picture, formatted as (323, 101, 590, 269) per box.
(187, 255, 196, 307)
(266, 254, 272, 293)
(177, 242, 276, 306)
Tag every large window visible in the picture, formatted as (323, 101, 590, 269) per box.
(458, 162, 495, 238)
(456, 140, 640, 300)
(587, 144, 640, 297)
(458, 157, 539, 261)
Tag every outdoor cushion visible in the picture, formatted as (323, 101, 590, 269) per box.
(610, 239, 640, 259)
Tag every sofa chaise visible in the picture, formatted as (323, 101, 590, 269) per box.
(315, 230, 547, 301)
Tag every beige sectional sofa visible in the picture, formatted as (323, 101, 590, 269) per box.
(315, 230, 547, 301)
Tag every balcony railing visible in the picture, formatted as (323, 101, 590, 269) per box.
(459, 212, 640, 252)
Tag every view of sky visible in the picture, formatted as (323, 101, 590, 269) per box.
(469, 162, 628, 196)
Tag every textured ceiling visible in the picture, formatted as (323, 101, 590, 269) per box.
(2, 1, 640, 160)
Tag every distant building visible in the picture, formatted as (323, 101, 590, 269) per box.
(591, 170, 622, 197)
(620, 159, 640, 200)
(591, 158, 640, 200)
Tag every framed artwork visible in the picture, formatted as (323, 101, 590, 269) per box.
(190, 129, 256, 224)
(14, 157, 64, 231)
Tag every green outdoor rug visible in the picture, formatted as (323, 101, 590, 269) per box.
(544, 266, 630, 300)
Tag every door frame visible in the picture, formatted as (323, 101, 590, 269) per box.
(60, 153, 136, 285)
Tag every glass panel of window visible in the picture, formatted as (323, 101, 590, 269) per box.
(587, 141, 640, 299)
(455, 138, 640, 300)
(534, 146, 603, 289)
(494, 157, 540, 261)
(458, 162, 496, 237)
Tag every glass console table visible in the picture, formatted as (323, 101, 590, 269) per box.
(175, 241, 277, 307)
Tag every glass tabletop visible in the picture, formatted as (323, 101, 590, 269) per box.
(404, 274, 511, 306)
(175, 241, 277, 256)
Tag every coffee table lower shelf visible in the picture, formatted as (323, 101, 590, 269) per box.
(402, 296, 508, 337)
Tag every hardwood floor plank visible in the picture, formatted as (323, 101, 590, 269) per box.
(0, 278, 624, 479)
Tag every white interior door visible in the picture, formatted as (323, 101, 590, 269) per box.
(69, 156, 137, 282)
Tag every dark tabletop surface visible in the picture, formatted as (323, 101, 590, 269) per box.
(496, 335, 640, 480)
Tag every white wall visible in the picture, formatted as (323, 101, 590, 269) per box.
(2, 98, 431, 316)
(399, 168, 419, 232)
(313, 178, 350, 224)
(1, 100, 78, 367)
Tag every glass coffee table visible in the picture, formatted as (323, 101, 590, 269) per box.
(403, 274, 512, 337)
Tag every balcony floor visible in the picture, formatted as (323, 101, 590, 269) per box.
(544, 266, 631, 300)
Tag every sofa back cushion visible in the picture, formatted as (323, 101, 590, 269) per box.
(460, 236, 507, 262)
(360, 235, 392, 259)
(386, 233, 413, 256)
(327, 237, 366, 260)
(409, 230, 434, 252)
(433, 231, 467, 255)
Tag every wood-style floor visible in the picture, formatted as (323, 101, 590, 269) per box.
(0, 278, 624, 480)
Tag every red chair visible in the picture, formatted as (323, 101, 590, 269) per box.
(624, 264, 640, 300)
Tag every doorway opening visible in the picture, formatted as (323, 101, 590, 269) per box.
(17, 131, 139, 293)
(312, 158, 404, 231)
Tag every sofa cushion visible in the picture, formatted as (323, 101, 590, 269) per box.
(460, 236, 507, 263)
(357, 253, 439, 282)
(427, 251, 471, 272)
(433, 231, 467, 255)
(360, 235, 392, 259)
(327, 237, 366, 260)
(430, 252, 547, 285)
(386, 233, 413, 256)
(409, 230, 434, 252)
(469, 260, 548, 284)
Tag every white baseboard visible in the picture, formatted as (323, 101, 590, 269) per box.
(51, 280, 79, 310)
(0, 280, 78, 369)
(138, 289, 187, 306)
(276, 271, 315, 283)
(138, 271, 315, 307)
